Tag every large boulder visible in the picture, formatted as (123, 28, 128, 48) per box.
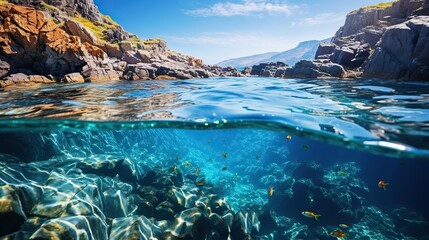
(363, 16, 429, 80)
(333, 47, 355, 66)
(62, 72, 85, 83)
(315, 43, 335, 59)
(63, 20, 97, 44)
(109, 216, 162, 239)
(0, 4, 106, 77)
(319, 63, 346, 78)
(82, 68, 121, 82)
(0, 61, 10, 79)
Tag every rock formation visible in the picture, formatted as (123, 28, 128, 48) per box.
(314, 0, 429, 80)
(0, 0, 242, 88)
(250, 0, 429, 80)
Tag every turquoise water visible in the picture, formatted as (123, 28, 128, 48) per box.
(0, 77, 428, 239)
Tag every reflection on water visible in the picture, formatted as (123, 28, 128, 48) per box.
(0, 78, 428, 157)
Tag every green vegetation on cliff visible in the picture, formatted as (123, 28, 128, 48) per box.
(361, 1, 394, 10)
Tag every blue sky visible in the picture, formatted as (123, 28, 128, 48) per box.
(94, 0, 387, 64)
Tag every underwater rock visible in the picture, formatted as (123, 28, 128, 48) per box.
(231, 210, 260, 239)
(155, 200, 176, 221)
(258, 208, 278, 235)
(31, 172, 103, 218)
(391, 207, 429, 239)
(164, 208, 210, 239)
(208, 213, 230, 240)
(167, 187, 198, 210)
(77, 157, 140, 184)
(350, 206, 406, 240)
(109, 216, 162, 239)
(102, 180, 134, 219)
(0, 185, 27, 238)
(209, 195, 231, 216)
(29, 215, 108, 240)
(139, 169, 158, 185)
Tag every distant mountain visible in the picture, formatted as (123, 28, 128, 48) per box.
(217, 38, 331, 68)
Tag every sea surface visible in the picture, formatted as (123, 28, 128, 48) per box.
(0, 77, 428, 239)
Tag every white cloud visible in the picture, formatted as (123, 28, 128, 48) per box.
(184, 0, 299, 17)
(291, 13, 345, 27)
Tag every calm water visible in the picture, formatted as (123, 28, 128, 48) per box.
(0, 77, 428, 239)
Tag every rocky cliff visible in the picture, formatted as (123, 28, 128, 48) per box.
(250, 0, 429, 80)
(315, 0, 429, 80)
(0, 0, 242, 88)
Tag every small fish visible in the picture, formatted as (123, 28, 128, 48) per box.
(196, 179, 206, 186)
(256, 155, 259, 160)
(301, 211, 321, 221)
(185, 161, 190, 167)
(222, 152, 228, 158)
(222, 166, 228, 171)
(337, 171, 348, 176)
(208, 140, 211, 144)
(286, 135, 292, 140)
(302, 145, 310, 150)
(268, 187, 274, 196)
(339, 224, 349, 229)
(196, 167, 199, 176)
(378, 180, 389, 190)
(173, 165, 178, 174)
(330, 229, 347, 239)
(176, 155, 179, 161)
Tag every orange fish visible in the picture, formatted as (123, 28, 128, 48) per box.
(196, 167, 199, 176)
(222, 152, 227, 158)
(301, 211, 321, 221)
(268, 187, 274, 196)
(286, 135, 292, 140)
(196, 179, 206, 186)
(330, 229, 347, 239)
(378, 180, 389, 190)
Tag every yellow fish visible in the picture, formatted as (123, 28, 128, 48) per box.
(337, 171, 348, 176)
(173, 165, 178, 174)
(339, 223, 349, 229)
(301, 211, 321, 221)
(185, 161, 190, 167)
(196, 179, 206, 186)
(330, 229, 347, 239)
(268, 187, 274, 196)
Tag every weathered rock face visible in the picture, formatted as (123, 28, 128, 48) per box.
(0, 2, 244, 89)
(313, 0, 427, 80)
(363, 16, 429, 80)
(0, 4, 104, 77)
(9, 0, 103, 22)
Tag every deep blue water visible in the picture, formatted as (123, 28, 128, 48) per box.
(0, 77, 428, 239)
